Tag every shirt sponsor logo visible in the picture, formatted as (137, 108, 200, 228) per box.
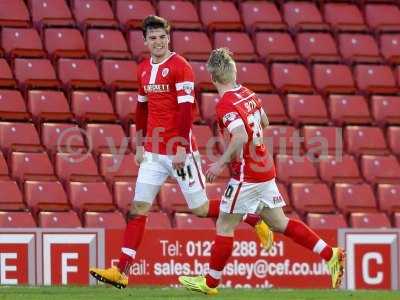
(161, 68, 169, 77)
(223, 112, 239, 124)
(144, 84, 170, 93)
(183, 83, 193, 95)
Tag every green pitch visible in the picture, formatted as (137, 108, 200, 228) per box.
(0, 286, 399, 300)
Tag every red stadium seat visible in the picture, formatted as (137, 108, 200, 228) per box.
(159, 183, 188, 213)
(38, 211, 81, 228)
(113, 181, 135, 214)
(30, 0, 74, 27)
(129, 124, 137, 151)
(14, 58, 59, 88)
(206, 182, 226, 201)
(192, 125, 213, 153)
(255, 32, 299, 63)
(147, 212, 171, 229)
(395, 213, 400, 227)
(0, 211, 36, 227)
(339, 34, 381, 64)
(214, 32, 256, 61)
(345, 126, 388, 156)
(275, 155, 318, 183)
(303, 126, 342, 156)
(172, 31, 212, 61)
(286, 94, 328, 125)
(319, 155, 362, 184)
(323, 3, 366, 32)
(0, 0, 29, 27)
(236, 62, 272, 92)
(387, 126, 400, 155)
(313, 64, 356, 94)
(0, 180, 24, 210)
(263, 125, 297, 155)
(199, 1, 242, 31)
(291, 183, 335, 215)
(116, 0, 155, 29)
(24, 180, 69, 214)
(0, 59, 16, 87)
(190, 61, 214, 91)
(101, 59, 138, 90)
(115, 91, 137, 123)
(68, 181, 114, 212)
(128, 30, 149, 60)
(0, 89, 29, 121)
(272, 63, 313, 93)
(87, 29, 130, 59)
(1, 28, 44, 58)
(200, 93, 219, 123)
(41, 123, 85, 153)
(361, 155, 400, 184)
(0, 151, 8, 179)
(296, 33, 340, 63)
(55, 152, 100, 182)
(73, 0, 117, 28)
(350, 212, 391, 228)
(175, 213, 214, 229)
(71, 91, 116, 122)
(378, 184, 400, 215)
(283, 2, 328, 31)
(240, 1, 286, 32)
(99, 153, 138, 183)
(371, 96, 400, 125)
(380, 34, 400, 64)
(158, 0, 201, 30)
(355, 64, 397, 94)
(335, 183, 377, 214)
(307, 213, 347, 229)
(84, 211, 126, 228)
(365, 4, 400, 33)
(28, 90, 72, 122)
(58, 58, 101, 89)
(0, 122, 42, 153)
(329, 95, 371, 125)
(258, 94, 287, 124)
(86, 123, 126, 154)
(11, 151, 55, 182)
(44, 28, 87, 59)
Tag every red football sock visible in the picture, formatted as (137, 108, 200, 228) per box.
(207, 198, 220, 218)
(243, 213, 261, 227)
(284, 219, 333, 261)
(117, 215, 147, 274)
(205, 235, 233, 288)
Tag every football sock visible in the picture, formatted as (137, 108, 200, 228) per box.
(284, 219, 333, 261)
(206, 198, 220, 218)
(243, 213, 261, 227)
(117, 215, 147, 274)
(206, 235, 233, 288)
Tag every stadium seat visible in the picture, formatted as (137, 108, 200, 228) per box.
(172, 31, 212, 61)
(272, 63, 313, 93)
(275, 154, 318, 183)
(28, 90, 72, 122)
(84, 211, 126, 228)
(129, 124, 137, 151)
(236, 62, 272, 92)
(361, 155, 400, 184)
(303, 126, 342, 156)
(115, 91, 137, 123)
(85, 123, 126, 154)
(378, 184, 400, 215)
(354, 64, 397, 94)
(0, 0, 30, 27)
(116, 0, 155, 29)
(158, 0, 201, 30)
(387, 126, 400, 155)
(345, 126, 388, 156)
(68, 181, 114, 212)
(192, 125, 213, 153)
(0, 151, 8, 179)
(0, 122, 42, 153)
(313, 64, 356, 94)
(58, 58, 101, 89)
(101, 59, 138, 90)
(200, 93, 219, 123)
(0, 59, 16, 87)
(350, 212, 391, 228)
(365, 4, 400, 32)
(1, 27, 44, 57)
(175, 213, 214, 229)
(99, 153, 138, 183)
(371, 96, 400, 125)
(323, 3, 366, 32)
(0, 211, 36, 227)
(283, 2, 328, 31)
(38, 211, 81, 228)
(44, 28, 86, 59)
(240, 1, 286, 32)
(147, 212, 171, 229)
(190, 61, 214, 91)
(258, 94, 287, 124)
(87, 29, 130, 59)
(263, 125, 297, 155)
(213, 32, 256, 61)
(14, 58, 59, 88)
(72, 0, 117, 28)
(286, 94, 328, 125)
(319, 155, 362, 184)
(335, 183, 377, 214)
(329, 95, 372, 125)
(128, 30, 149, 60)
(205, 182, 226, 201)
(0, 180, 24, 210)
(339, 34, 382, 64)
(11, 151, 55, 182)
(380, 34, 400, 64)
(307, 213, 347, 229)
(199, 1, 242, 31)
(71, 91, 116, 122)
(24, 180, 69, 214)
(255, 32, 299, 63)
(41, 123, 85, 153)
(55, 152, 100, 182)
(0, 89, 29, 120)
(30, 0, 74, 27)
(159, 183, 189, 213)
(296, 33, 340, 63)
(291, 183, 335, 215)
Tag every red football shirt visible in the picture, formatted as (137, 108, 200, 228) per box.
(216, 85, 276, 182)
(137, 52, 197, 154)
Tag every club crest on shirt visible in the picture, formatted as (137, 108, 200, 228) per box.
(161, 68, 169, 77)
(223, 112, 239, 124)
(183, 83, 193, 95)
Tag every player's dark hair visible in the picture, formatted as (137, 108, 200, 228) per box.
(142, 15, 171, 38)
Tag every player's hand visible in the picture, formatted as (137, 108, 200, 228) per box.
(135, 146, 145, 165)
(172, 146, 187, 171)
(206, 161, 224, 183)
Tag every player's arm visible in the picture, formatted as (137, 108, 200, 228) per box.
(135, 66, 148, 164)
(260, 108, 269, 128)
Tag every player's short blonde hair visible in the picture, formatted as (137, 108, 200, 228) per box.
(206, 48, 236, 84)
